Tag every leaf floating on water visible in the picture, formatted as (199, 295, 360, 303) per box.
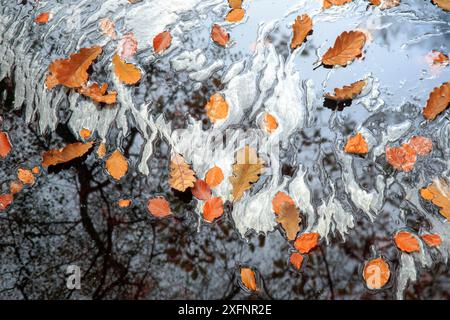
(325, 80, 366, 101)
(290, 14, 313, 50)
(42, 142, 94, 168)
(228, 0, 243, 8)
(321, 31, 366, 67)
(112, 54, 141, 85)
(0, 194, 13, 211)
(147, 197, 171, 217)
(422, 82, 450, 120)
(32, 166, 40, 174)
(35, 12, 50, 24)
(0, 132, 12, 158)
(427, 50, 449, 66)
(277, 203, 301, 241)
(407, 136, 432, 156)
(205, 93, 229, 123)
(240, 267, 257, 291)
(45, 46, 103, 89)
(385, 144, 417, 172)
(169, 153, 196, 192)
(420, 179, 450, 221)
(323, 0, 353, 9)
(191, 179, 212, 201)
(263, 113, 278, 134)
(203, 197, 224, 222)
(394, 231, 420, 253)
(432, 0, 450, 11)
(78, 83, 117, 104)
(421, 234, 442, 247)
(272, 191, 295, 215)
(363, 257, 390, 289)
(153, 31, 172, 54)
(9, 181, 24, 195)
(118, 199, 132, 208)
(368, 0, 382, 5)
(344, 133, 369, 155)
(17, 168, 35, 185)
(105, 150, 128, 180)
(97, 143, 107, 159)
(211, 24, 230, 47)
(294, 232, 320, 254)
(117, 33, 138, 59)
(205, 166, 224, 189)
(289, 252, 304, 270)
(229, 146, 264, 201)
(79, 128, 92, 140)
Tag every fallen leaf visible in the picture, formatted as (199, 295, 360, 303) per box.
(321, 31, 366, 67)
(289, 252, 304, 270)
(228, 0, 243, 8)
(226, 8, 245, 22)
(263, 113, 278, 134)
(325, 80, 366, 101)
(153, 31, 172, 54)
(0, 132, 12, 158)
(112, 54, 141, 85)
(432, 0, 450, 11)
(385, 143, 417, 172)
(277, 203, 302, 241)
(97, 143, 107, 159)
(32, 166, 40, 174)
(0, 194, 13, 211)
(46, 46, 103, 89)
(420, 179, 450, 221)
(211, 24, 229, 47)
(344, 133, 369, 154)
(205, 93, 229, 123)
(323, 0, 353, 9)
(105, 150, 128, 180)
(422, 82, 450, 120)
(17, 168, 35, 185)
(240, 267, 257, 291)
(117, 33, 138, 59)
(205, 166, 224, 188)
(421, 234, 442, 247)
(10, 181, 24, 194)
(118, 199, 132, 208)
(147, 197, 171, 217)
(394, 231, 420, 253)
(272, 191, 295, 215)
(427, 50, 449, 66)
(294, 232, 320, 254)
(79, 128, 92, 140)
(229, 146, 264, 201)
(363, 257, 390, 290)
(99, 18, 116, 39)
(203, 197, 224, 222)
(407, 136, 432, 156)
(42, 142, 94, 168)
(35, 12, 50, 24)
(79, 82, 117, 104)
(368, 0, 382, 5)
(191, 179, 212, 201)
(169, 153, 196, 192)
(290, 14, 313, 50)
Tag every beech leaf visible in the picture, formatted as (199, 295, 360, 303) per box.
(321, 31, 366, 67)
(105, 150, 128, 180)
(421, 234, 442, 247)
(420, 179, 450, 221)
(226, 8, 245, 23)
(117, 33, 138, 59)
(290, 14, 313, 50)
(394, 231, 420, 253)
(205, 166, 224, 188)
(147, 197, 172, 217)
(323, 0, 353, 9)
(153, 31, 172, 54)
(211, 24, 230, 47)
(407, 136, 432, 156)
(203, 197, 224, 222)
(205, 93, 229, 123)
(432, 0, 450, 11)
(325, 80, 367, 101)
(240, 267, 257, 291)
(294, 232, 320, 254)
(112, 54, 141, 85)
(42, 142, 94, 168)
(289, 252, 304, 270)
(422, 82, 450, 120)
(363, 257, 390, 290)
(191, 179, 212, 201)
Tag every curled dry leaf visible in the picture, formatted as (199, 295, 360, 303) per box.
(229, 146, 264, 201)
(153, 31, 172, 54)
(290, 14, 313, 50)
(117, 33, 138, 59)
(394, 231, 420, 253)
(211, 24, 229, 47)
(78, 82, 117, 104)
(0, 194, 13, 211)
(289, 252, 304, 270)
(407, 136, 432, 156)
(79, 128, 92, 140)
(228, 0, 243, 8)
(294, 232, 320, 254)
(432, 0, 450, 11)
(17, 168, 35, 185)
(321, 31, 366, 67)
(191, 179, 212, 201)
(97, 143, 107, 159)
(10, 181, 24, 195)
(112, 54, 141, 85)
(344, 133, 369, 154)
(263, 113, 278, 134)
(226, 8, 245, 23)
(203, 197, 224, 222)
(277, 203, 302, 241)
(323, 0, 353, 9)
(0, 132, 12, 158)
(421, 234, 442, 247)
(147, 197, 171, 217)
(240, 267, 257, 291)
(420, 179, 450, 221)
(422, 82, 450, 120)
(99, 18, 116, 39)
(385, 144, 417, 172)
(42, 142, 94, 168)
(272, 191, 295, 215)
(169, 153, 196, 192)
(205, 93, 229, 123)
(105, 150, 128, 180)
(363, 257, 390, 290)
(205, 166, 224, 188)
(35, 12, 50, 24)
(46, 46, 102, 89)
(118, 199, 132, 208)
(325, 80, 367, 101)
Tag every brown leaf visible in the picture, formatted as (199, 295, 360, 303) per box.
(344, 133, 369, 154)
(420, 179, 450, 221)
(205, 93, 229, 123)
(226, 8, 245, 23)
(153, 31, 172, 54)
(385, 143, 416, 172)
(205, 166, 224, 188)
(363, 257, 390, 290)
(105, 150, 128, 180)
(321, 31, 366, 67)
(97, 143, 107, 159)
(422, 82, 450, 120)
(407, 136, 432, 156)
(323, 0, 353, 8)
(42, 142, 94, 168)
(289, 252, 304, 270)
(421, 234, 442, 247)
(240, 267, 257, 291)
(272, 191, 295, 215)
(191, 179, 212, 201)
(147, 197, 171, 217)
(294, 232, 320, 254)
(427, 50, 449, 66)
(228, 0, 243, 8)
(203, 197, 224, 222)
(290, 14, 313, 50)
(277, 203, 302, 241)
(0, 194, 13, 211)
(432, 0, 450, 11)
(17, 168, 35, 185)
(112, 54, 141, 85)
(46, 46, 102, 89)
(169, 153, 196, 192)
(394, 231, 420, 253)
(211, 24, 230, 47)
(35, 12, 50, 24)
(325, 80, 366, 101)
(0, 132, 12, 158)
(229, 146, 264, 201)
(78, 83, 117, 104)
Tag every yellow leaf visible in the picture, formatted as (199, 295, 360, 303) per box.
(112, 54, 141, 85)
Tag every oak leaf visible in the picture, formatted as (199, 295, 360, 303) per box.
(169, 153, 196, 192)
(17, 168, 35, 185)
(272, 191, 295, 215)
(394, 231, 420, 253)
(323, 0, 353, 9)
(263, 113, 278, 134)
(105, 150, 128, 180)
(147, 197, 171, 217)
(211, 24, 230, 47)
(42, 142, 94, 168)
(385, 143, 416, 172)
(153, 31, 172, 54)
(325, 80, 366, 101)
(203, 197, 224, 222)
(422, 82, 450, 120)
(363, 257, 390, 289)
(191, 179, 212, 201)
(205, 93, 229, 123)
(421, 234, 442, 247)
(277, 203, 302, 241)
(226, 8, 245, 23)
(407, 136, 432, 156)
(321, 31, 366, 67)
(294, 232, 320, 254)
(79, 83, 117, 104)
(420, 179, 450, 221)
(240, 267, 257, 291)
(344, 133, 368, 154)
(112, 54, 141, 85)
(0, 194, 13, 211)
(432, 0, 450, 11)
(289, 252, 304, 270)
(0, 132, 12, 158)
(205, 166, 224, 188)
(290, 14, 313, 50)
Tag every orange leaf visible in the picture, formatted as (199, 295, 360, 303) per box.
(118, 33, 138, 59)
(420, 179, 450, 221)
(0, 132, 12, 158)
(78, 83, 117, 104)
(323, 0, 353, 9)
(35, 12, 50, 24)
(191, 179, 212, 201)
(407, 136, 432, 156)
(363, 257, 390, 290)
(368, 0, 381, 5)
(10, 181, 24, 195)
(225, 8, 245, 23)
(432, 0, 450, 11)
(203, 197, 224, 222)
(290, 14, 313, 50)
(277, 203, 302, 241)
(325, 80, 367, 101)
(205, 166, 224, 188)
(385, 143, 417, 172)
(394, 231, 420, 253)
(421, 234, 442, 247)
(422, 82, 450, 120)
(228, 0, 243, 8)
(211, 24, 229, 47)
(147, 197, 172, 217)
(272, 191, 295, 215)
(45, 46, 102, 89)
(32, 166, 40, 174)
(240, 267, 257, 291)
(0, 194, 13, 211)
(321, 31, 366, 67)
(153, 31, 172, 54)
(294, 232, 320, 254)
(112, 54, 141, 85)
(79, 128, 92, 140)
(118, 199, 132, 208)
(105, 150, 128, 180)
(169, 153, 196, 192)
(428, 50, 449, 66)
(263, 113, 278, 134)
(42, 142, 94, 168)
(344, 133, 368, 154)
(205, 93, 229, 123)
(17, 168, 35, 185)
(289, 252, 304, 270)
(97, 143, 107, 159)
